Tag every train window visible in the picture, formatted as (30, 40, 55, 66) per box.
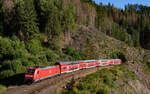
(27, 69, 35, 74)
(63, 67, 66, 69)
(80, 64, 86, 66)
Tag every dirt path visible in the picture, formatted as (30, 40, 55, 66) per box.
(2, 66, 112, 94)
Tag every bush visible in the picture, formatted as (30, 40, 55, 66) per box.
(96, 88, 108, 94)
(0, 85, 7, 93)
(0, 70, 14, 79)
(65, 47, 73, 55)
(46, 50, 58, 62)
(22, 59, 34, 67)
(11, 60, 23, 73)
(65, 47, 81, 60)
(125, 71, 136, 80)
(103, 75, 111, 86)
(109, 51, 126, 62)
(2, 60, 25, 74)
(0, 37, 28, 60)
(26, 39, 43, 55)
(28, 56, 40, 66)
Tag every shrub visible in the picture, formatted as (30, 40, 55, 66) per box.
(15, 0, 39, 39)
(72, 51, 81, 60)
(2, 60, 12, 70)
(0, 85, 7, 93)
(96, 88, 108, 94)
(109, 51, 126, 62)
(26, 39, 42, 55)
(46, 50, 58, 62)
(65, 47, 73, 55)
(125, 71, 136, 80)
(103, 75, 111, 85)
(65, 47, 81, 60)
(2, 59, 25, 73)
(22, 59, 34, 67)
(110, 69, 118, 76)
(0, 37, 28, 61)
(28, 56, 40, 66)
(11, 60, 23, 73)
(0, 70, 14, 79)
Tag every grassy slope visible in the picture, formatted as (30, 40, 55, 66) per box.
(57, 65, 137, 94)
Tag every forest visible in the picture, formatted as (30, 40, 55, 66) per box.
(0, 0, 150, 92)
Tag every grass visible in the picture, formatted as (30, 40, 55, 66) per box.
(57, 64, 137, 94)
(0, 85, 7, 93)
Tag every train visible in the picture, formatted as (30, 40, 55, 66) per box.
(25, 59, 122, 82)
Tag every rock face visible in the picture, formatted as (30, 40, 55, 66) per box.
(2, 0, 14, 9)
(129, 80, 150, 94)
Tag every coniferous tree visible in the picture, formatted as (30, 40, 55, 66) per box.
(62, 2, 76, 31)
(15, 0, 39, 40)
(0, 0, 3, 36)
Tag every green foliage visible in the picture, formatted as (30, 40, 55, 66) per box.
(65, 47, 73, 55)
(111, 23, 136, 46)
(26, 39, 42, 55)
(60, 65, 137, 94)
(103, 75, 111, 85)
(62, 3, 76, 30)
(0, 37, 27, 60)
(0, 0, 150, 92)
(111, 23, 125, 41)
(0, 85, 7, 92)
(65, 47, 81, 60)
(15, 0, 39, 39)
(0, 37, 45, 79)
(0, 70, 14, 79)
(0, 0, 3, 36)
(109, 51, 126, 62)
(46, 50, 58, 62)
(2, 60, 25, 73)
(36, 0, 76, 51)
(96, 88, 108, 94)
(95, 3, 150, 48)
(125, 70, 137, 80)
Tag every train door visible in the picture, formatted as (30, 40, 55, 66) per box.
(36, 71, 40, 81)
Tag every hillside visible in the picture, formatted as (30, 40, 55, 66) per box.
(57, 26, 150, 94)
(0, 0, 150, 93)
(2, 26, 150, 94)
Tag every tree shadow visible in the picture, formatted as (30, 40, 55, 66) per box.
(0, 73, 25, 86)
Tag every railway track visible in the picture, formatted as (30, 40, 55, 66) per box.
(2, 66, 112, 94)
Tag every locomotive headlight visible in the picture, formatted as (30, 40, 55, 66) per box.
(25, 75, 33, 77)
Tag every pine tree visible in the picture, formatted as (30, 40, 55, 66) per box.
(16, 0, 39, 40)
(62, 2, 76, 31)
(0, 0, 3, 36)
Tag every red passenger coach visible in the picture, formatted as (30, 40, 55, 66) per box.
(99, 59, 110, 66)
(86, 60, 97, 68)
(113, 59, 122, 65)
(58, 61, 80, 73)
(109, 59, 115, 65)
(79, 61, 87, 69)
(56, 63, 68, 74)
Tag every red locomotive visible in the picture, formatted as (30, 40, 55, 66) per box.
(25, 59, 122, 82)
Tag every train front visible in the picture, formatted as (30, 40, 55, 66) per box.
(25, 67, 37, 82)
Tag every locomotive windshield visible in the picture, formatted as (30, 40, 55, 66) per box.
(27, 69, 35, 73)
